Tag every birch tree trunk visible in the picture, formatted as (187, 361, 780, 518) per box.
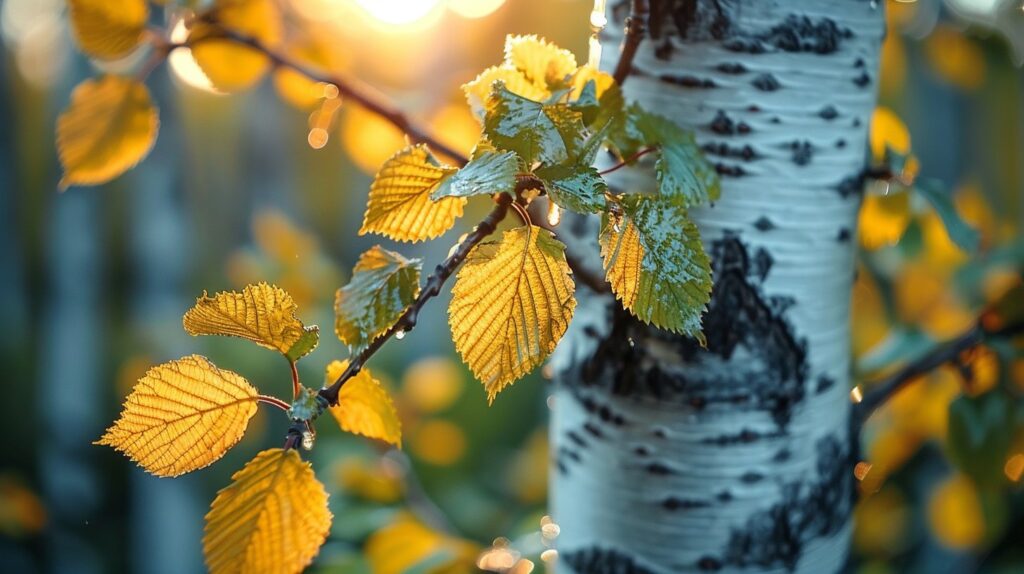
(551, 2, 885, 572)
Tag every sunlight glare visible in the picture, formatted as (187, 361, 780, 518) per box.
(354, 0, 442, 26)
(448, 0, 506, 19)
(168, 20, 223, 95)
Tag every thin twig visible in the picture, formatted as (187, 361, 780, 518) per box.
(318, 193, 513, 405)
(289, 361, 301, 400)
(612, 0, 650, 85)
(599, 146, 656, 175)
(854, 325, 985, 427)
(257, 395, 291, 411)
(193, 23, 470, 165)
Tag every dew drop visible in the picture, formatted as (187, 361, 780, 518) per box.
(395, 330, 406, 340)
(301, 430, 315, 450)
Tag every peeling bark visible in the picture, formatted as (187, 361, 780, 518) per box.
(550, 1, 885, 572)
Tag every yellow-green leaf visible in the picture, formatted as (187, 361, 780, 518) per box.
(191, 0, 283, 92)
(360, 145, 467, 242)
(56, 75, 159, 189)
(68, 0, 148, 60)
(449, 226, 575, 401)
(325, 361, 402, 446)
(183, 283, 319, 361)
(504, 34, 578, 90)
(95, 355, 259, 477)
(335, 246, 421, 350)
(600, 196, 711, 339)
(204, 448, 332, 574)
(463, 65, 549, 117)
(365, 514, 479, 574)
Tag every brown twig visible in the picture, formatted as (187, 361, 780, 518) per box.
(191, 22, 470, 165)
(318, 193, 513, 406)
(599, 146, 657, 175)
(851, 320, 1024, 429)
(612, 0, 650, 85)
(289, 361, 301, 400)
(257, 395, 291, 411)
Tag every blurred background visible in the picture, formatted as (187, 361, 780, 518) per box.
(0, 0, 1022, 573)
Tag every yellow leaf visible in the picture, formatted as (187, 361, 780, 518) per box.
(365, 513, 478, 574)
(272, 31, 348, 109)
(927, 474, 985, 549)
(56, 75, 159, 189)
(360, 145, 467, 243)
(869, 107, 910, 162)
(571, 64, 615, 99)
(96, 355, 259, 477)
(191, 0, 283, 92)
(410, 419, 465, 466)
(204, 449, 332, 574)
(462, 65, 549, 117)
(325, 360, 402, 446)
(449, 226, 575, 401)
(68, 0, 148, 60)
(504, 34, 577, 90)
(858, 187, 911, 249)
(600, 197, 711, 337)
(183, 283, 319, 361)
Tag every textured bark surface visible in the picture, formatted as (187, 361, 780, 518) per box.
(550, 1, 885, 572)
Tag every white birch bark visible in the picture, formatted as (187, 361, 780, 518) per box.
(550, 1, 885, 572)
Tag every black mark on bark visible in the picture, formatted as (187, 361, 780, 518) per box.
(563, 546, 659, 574)
(752, 73, 781, 91)
(723, 15, 853, 55)
(577, 234, 810, 428)
(705, 435, 852, 572)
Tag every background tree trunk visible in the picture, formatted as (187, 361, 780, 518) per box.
(551, 1, 885, 572)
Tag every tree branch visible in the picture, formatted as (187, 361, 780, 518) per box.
(612, 0, 649, 85)
(854, 324, 984, 427)
(318, 193, 512, 406)
(599, 145, 657, 175)
(191, 21, 470, 165)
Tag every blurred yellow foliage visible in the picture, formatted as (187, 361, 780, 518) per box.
(57, 76, 159, 189)
(340, 105, 407, 174)
(334, 456, 404, 503)
(428, 103, 484, 163)
(410, 419, 466, 466)
(365, 513, 478, 574)
(924, 26, 985, 91)
(507, 428, 549, 504)
(858, 187, 911, 249)
(402, 356, 465, 414)
(852, 266, 890, 358)
(869, 107, 910, 163)
(191, 0, 283, 92)
(927, 474, 985, 549)
(0, 476, 47, 537)
(853, 486, 908, 555)
(272, 29, 351, 110)
(68, 0, 147, 60)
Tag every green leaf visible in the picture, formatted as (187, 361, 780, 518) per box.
(536, 164, 606, 213)
(947, 391, 1015, 489)
(632, 105, 720, 207)
(484, 82, 584, 166)
(915, 177, 980, 253)
(431, 149, 519, 200)
(600, 195, 712, 339)
(335, 246, 421, 350)
(285, 326, 320, 362)
(569, 79, 599, 125)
